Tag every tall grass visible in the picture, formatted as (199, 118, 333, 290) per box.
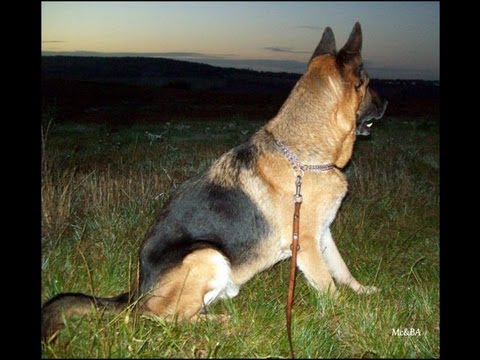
(41, 116, 439, 358)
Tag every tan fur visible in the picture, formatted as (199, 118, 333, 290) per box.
(265, 56, 362, 168)
(142, 248, 229, 320)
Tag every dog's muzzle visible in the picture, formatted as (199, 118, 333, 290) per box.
(356, 98, 388, 137)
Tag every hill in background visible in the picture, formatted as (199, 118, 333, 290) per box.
(42, 56, 439, 125)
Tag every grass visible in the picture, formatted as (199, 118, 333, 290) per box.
(41, 114, 439, 358)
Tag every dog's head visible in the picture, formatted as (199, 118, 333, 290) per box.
(306, 22, 388, 137)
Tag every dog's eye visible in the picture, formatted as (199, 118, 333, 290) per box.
(355, 79, 364, 90)
(355, 67, 366, 90)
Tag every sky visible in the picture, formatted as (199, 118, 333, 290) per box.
(41, 2, 440, 80)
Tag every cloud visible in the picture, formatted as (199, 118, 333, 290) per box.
(263, 47, 309, 54)
(297, 25, 321, 31)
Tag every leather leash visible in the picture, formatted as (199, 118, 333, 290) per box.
(286, 175, 303, 359)
(275, 139, 335, 359)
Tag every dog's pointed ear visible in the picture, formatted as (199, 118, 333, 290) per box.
(309, 26, 336, 64)
(337, 22, 362, 67)
(339, 22, 362, 55)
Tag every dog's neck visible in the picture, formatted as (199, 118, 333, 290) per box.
(264, 79, 357, 169)
(265, 71, 355, 168)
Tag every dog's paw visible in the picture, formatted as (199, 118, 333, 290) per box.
(356, 285, 380, 294)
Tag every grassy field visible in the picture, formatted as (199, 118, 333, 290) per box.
(41, 114, 439, 358)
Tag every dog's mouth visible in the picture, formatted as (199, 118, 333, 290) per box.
(356, 100, 388, 137)
(356, 119, 374, 136)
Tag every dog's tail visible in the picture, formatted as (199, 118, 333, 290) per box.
(41, 291, 132, 342)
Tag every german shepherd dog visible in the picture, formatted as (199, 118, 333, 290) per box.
(42, 22, 388, 341)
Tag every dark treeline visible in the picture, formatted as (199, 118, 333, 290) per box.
(41, 56, 439, 125)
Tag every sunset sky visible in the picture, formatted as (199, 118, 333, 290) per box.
(41, 2, 440, 80)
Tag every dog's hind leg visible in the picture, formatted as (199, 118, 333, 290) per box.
(141, 248, 239, 321)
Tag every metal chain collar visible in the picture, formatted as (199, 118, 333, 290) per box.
(275, 140, 335, 179)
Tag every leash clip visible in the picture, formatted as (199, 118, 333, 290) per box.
(294, 175, 303, 203)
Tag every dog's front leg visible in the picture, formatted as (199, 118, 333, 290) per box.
(320, 229, 379, 294)
(297, 236, 336, 295)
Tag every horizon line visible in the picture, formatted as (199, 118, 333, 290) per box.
(41, 51, 440, 81)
